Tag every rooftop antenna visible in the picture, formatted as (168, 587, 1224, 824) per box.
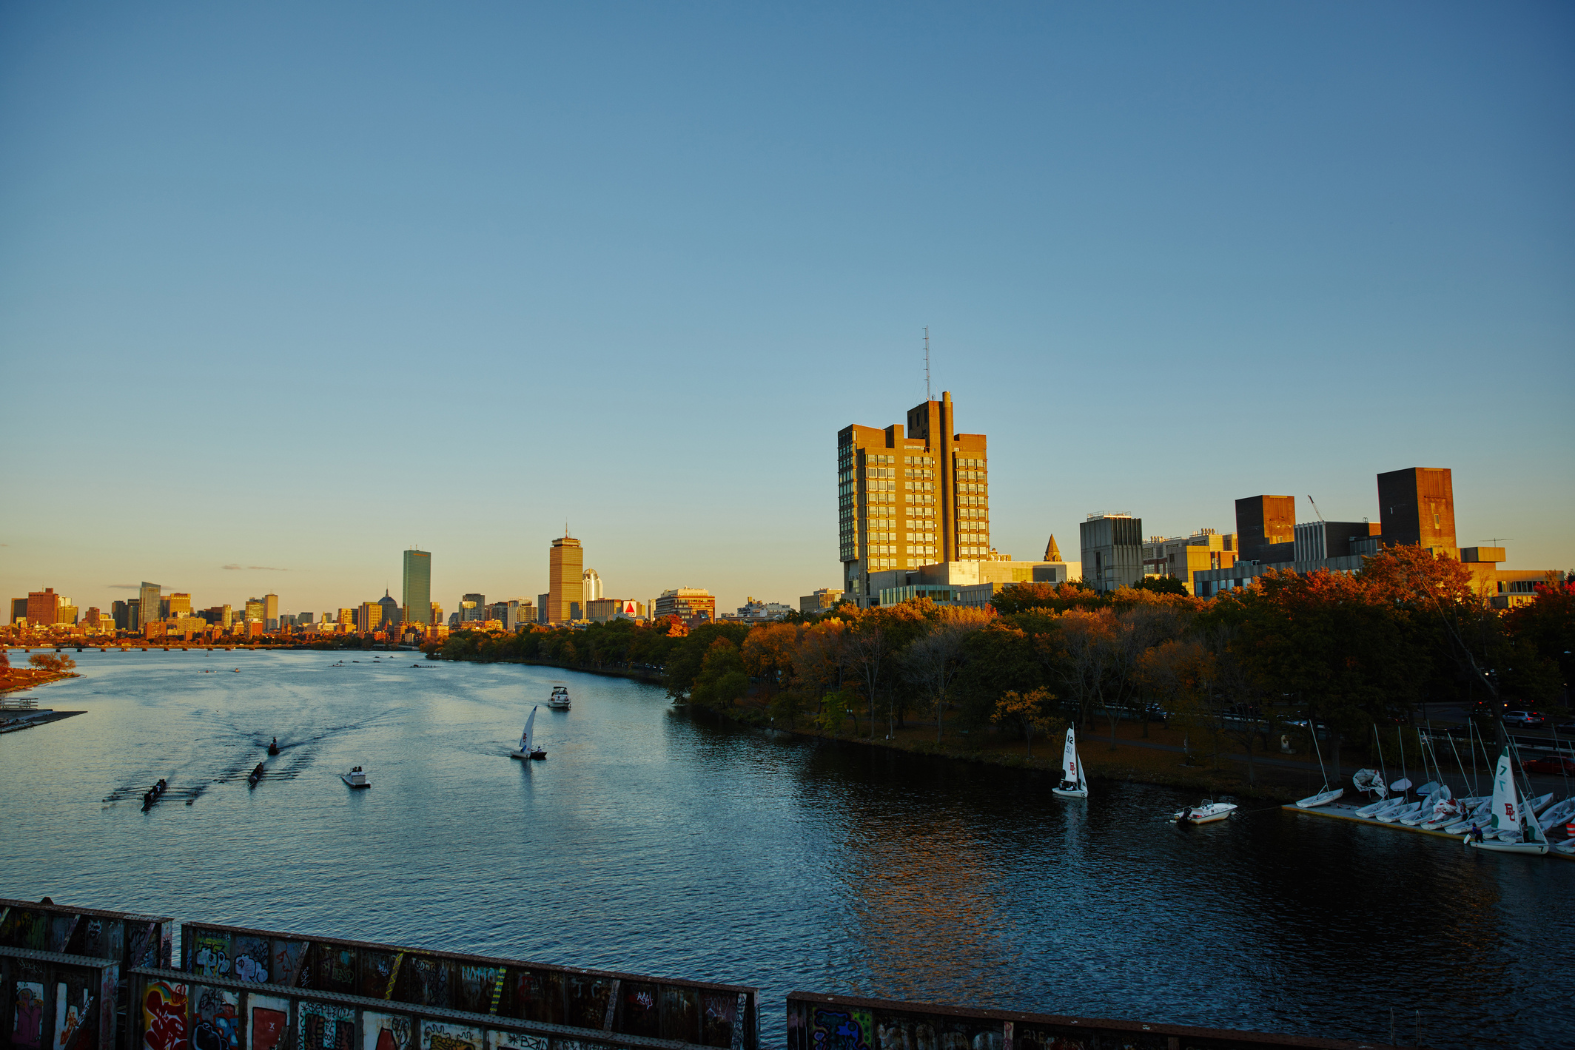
(924, 327, 931, 401)
(1307, 495, 1325, 523)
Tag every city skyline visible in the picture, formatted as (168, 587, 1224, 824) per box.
(2, 4, 1572, 614)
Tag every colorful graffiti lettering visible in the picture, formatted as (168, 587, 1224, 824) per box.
(299, 1003, 355, 1050)
(53, 981, 94, 1050)
(13, 982, 45, 1050)
(233, 938, 269, 984)
(270, 941, 308, 987)
(421, 1022, 481, 1050)
(191, 934, 230, 978)
(811, 1010, 871, 1050)
(191, 987, 240, 1050)
(487, 1034, 547, 1050)
(141, 981, 188, 1050)
(248, 997, 290, 1050)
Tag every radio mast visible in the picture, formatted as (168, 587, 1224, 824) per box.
(924, 327, 931, 401)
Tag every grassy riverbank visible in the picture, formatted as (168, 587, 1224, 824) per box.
(0, 666, 80, 695)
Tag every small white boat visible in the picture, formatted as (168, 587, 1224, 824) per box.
(1174, 799, 1237, 825)
(1295, 787, 1344, 809)
(340, 767, 370, 789)
(547, 686, 571, 710)
(1400, 785, 1453, 825)
(1357, 794, 1410, 819)
(1377, 800, 1422, 823)
(510, 706, 546, 761)
(1050, 727, 1087, 799)
(1351, 768, 1387, 797)
(1465, 748, 1549, 856)
(1537, 797, 1575, 832)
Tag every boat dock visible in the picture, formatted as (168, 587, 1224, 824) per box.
(1283, 799, 1575, 861)
(0, 698, 85, 735)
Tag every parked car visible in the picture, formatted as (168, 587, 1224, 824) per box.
(1557, 720, 1575, 735)
(1502, 710, 1546, 728)
(1522, 755, 1575, 776)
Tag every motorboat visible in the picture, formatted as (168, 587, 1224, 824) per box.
(247, 763, 265, 788)
(340, 767, 370, 789)
(1050, 727, 1087, 799)
(510, 706, 547, 760)
(267, 737, 280, 755)
(547, 686, 571, 710)
(1465, 747, 1550, 856)
(1174, 799, 1236, 825)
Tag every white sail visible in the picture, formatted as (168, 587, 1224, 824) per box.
(1487, 748, 1520, 835)
(520, 705, 538, 753)
(1062, 728, 1078, 785)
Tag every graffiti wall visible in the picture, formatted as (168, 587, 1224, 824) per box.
(786, 993, 1383, 1050)
(0, 947, 119, 1050)
(178, 922, 758, 1050)
(0, 900, 169, 972)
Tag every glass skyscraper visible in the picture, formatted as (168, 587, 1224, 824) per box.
(402, 549, 432, 626)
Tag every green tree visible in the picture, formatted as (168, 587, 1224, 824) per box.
(689, 638, 750, 710)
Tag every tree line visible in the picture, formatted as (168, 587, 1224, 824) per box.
(437, 546, 1572, 782)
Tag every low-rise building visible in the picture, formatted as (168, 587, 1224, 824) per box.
(799, 588, 844, 615)
(1080, 514, 1143, 594)
(723, 598, 793, 623)
(871, 556, 1079, 608)
(654, 588, 716, 626)
(586, 599, 645, 623)
(1141, 530, 1237, 595)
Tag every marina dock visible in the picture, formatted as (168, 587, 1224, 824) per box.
(1284, 798, 1575, 861)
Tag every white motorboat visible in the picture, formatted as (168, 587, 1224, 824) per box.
(510, 705, 547, 760)
(1050, 727, 1087, 799)
(1174, 799, 1237, 825)
(340, 767, 370, 789)
(1465, 747, 1549, 856)
(547, 686, 571, 711)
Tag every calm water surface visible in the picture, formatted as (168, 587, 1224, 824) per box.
(2, 650, 1571, 1049)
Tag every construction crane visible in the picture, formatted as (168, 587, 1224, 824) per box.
(1307, 496, 1325, 523)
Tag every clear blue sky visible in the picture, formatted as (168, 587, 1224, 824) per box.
(2, 2, 1571, 617)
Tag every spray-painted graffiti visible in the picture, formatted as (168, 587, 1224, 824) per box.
(190, 934, 230, 978)
(458, 968, 500, 1014)
(298, 1002, 355, 1050)
(419, 1021, 481, 1050)
(13, 982, 46, 1050)
(703, 995, 743, 1050)
(48, 917, 80, 953)
(247, 996, 289, 1050)
(270, 941, 308, 987)
(809, 1009, 871, 1050)
(406, 959, 449, 1009)
(140, 981, 187, 1050)
(361, 1012, 411, 1050)
(190, 987, 239, 1050)
(52, 980, 94, 1050)
(232, 938, 269, 984)
(486, 1032, 547, 1050)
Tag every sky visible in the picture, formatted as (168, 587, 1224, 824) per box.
(2, 2, 1572, 618)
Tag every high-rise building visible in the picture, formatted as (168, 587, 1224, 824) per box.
(1377, 467, 1458, 559)
(537, 593, 550, 625)
(245, 598, 265, 624)
(1080, 514, 1144, 593)
(10, 597, 28, 624)
(356, 602, 383, 633)
(583, 568, 602, 604)
(838, 392, 988, 604)
(167, 593, 192, 618)
(1235, 496, 1296, 564)
(263, 594, 279, 632)
(139, 582, 162, 629)
(430, 602, 442, 626)
(548, 535, 584, 623)
(25, 589, 63, 625)
(403, 549, 432, 625)
(461, 593, 486, 622)
(337, 608, 355, 626)
(126, 599, 141, 631)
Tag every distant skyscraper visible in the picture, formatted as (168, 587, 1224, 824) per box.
(139, 582, 162, 628)
(264, 593, 279, 632)
(582, 568, 602, 604)
(403, 549, 432, 625)
(548, 534, 584, 623)
(461, 593, 486, 622)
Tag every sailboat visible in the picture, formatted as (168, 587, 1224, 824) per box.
(1465, 746, 1548, 855)
(1051, 727, 1087, 799)
(1294, 719, 1344, 809)
(510, 706, 547, 761)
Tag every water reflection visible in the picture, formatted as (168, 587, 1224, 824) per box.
(0, 649, 1568, 1050)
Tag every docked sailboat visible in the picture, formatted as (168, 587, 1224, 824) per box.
(510, 705, 547, 761)
(1465, 747, 1549, 855)
(1294, 723, 1343, 809)
(1051, 727, 1087, 799)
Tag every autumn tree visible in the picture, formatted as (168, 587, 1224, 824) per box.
(902, 606, 993, 741)
(992, 687, 1058, 758)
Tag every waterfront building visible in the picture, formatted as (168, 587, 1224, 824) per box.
(654, 588, 715, 625)
(799, 588, 844, 615)
(1141, 530, 1237, 594)
(356, 602, 383, 633)
(26, 588, 68, 625)
(548, 534, 584, 623)
(166, 593, 192, 618)
(139, 583, 162, 630)
(110, 600, 130, 630)
(1079, 514, 1143, 593)
(839, 392, 990, 606)
(1193, 467, 1565, 601)
(378, 590, 401, 627)
(403, 549, 432, 625)
(459, 593, 485, 623)
(583, 568, 602, 604)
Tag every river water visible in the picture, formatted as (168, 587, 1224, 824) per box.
(1, 649, 1570, 1049)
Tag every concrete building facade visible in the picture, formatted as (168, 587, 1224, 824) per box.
(799, 588, 845, 615)
(1141, 530, 1237, 594)
(1079, 514, 1143, 593)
